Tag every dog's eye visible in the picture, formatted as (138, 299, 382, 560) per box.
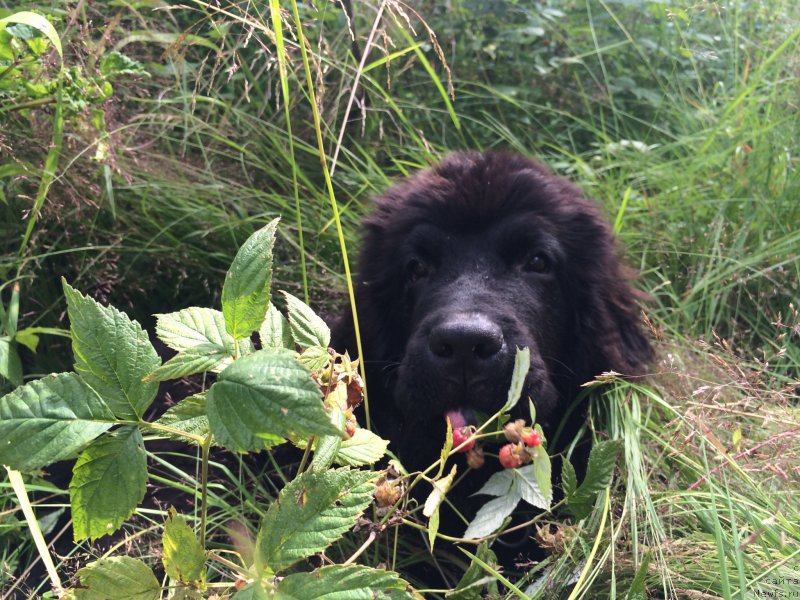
(406, 259, 430, 282)
(523, 253, 550, 274)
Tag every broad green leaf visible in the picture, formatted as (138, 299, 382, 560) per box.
(256, 468, 375, 574)
(0, 337, 22, 386)
(0, 372, 114, 471)
(297, 345, 331, 372)
(155, 394, 210, 443)
(155, 307, 252, 371)
(99, 51, 148, 78)
(70, 426, 147, 541)
(259, 303, 294, 350)
(163, 508, 206, 585)
(72, 556, 160, 600)
(0, 12, 62, 61)
(310, 408, 346, 472)
(156, 307, 233, 352)
(335, 428, 389, 466)
(561, 457, 578, 499)
(472, 469, 514, 498)
(567, 439, 622, 520)
(282, 292, 331, 349)
(222, 219, 279, 340)
(63, 281, 159, 419)
(463, 492, 519, 540)
(501, 347, 530, 413)
(275, 564, 415, 600)
(143, 344, 230, 382)
(514, 464, 551, 510)
(207, 350, 339, 452)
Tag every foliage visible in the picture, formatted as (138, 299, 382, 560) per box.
(0, 0, 798, 598)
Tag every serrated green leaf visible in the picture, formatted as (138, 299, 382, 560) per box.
(206, 350, 338, 453)
(501, 347, 530, 413)
(231, 584, 271, 599)
(0, 372, 114, 471)
(256, 468, 376, 574)
(70, 426, 147, 541)
(472, 469, 514, 498)
(463, 492, 520, 540)
(562, 457, 577, 499)
(163, 508, 206, 585)
(0, 337, 22, 386)
(514, 464, 551, 510)
(297, 345, 331, 372)
(567, 439, 622, 520)
(310, 408, 346, 472)
(154, 307, 251, 372)
(275, 564, 414, 599)
(335, 427, 389, 466)
(144, 344, 229, 382)
(222, 220, 279, 340)
(259, 303, 294, 350)
(63, 280, 159, 419)
(72, 556, 160, 600)
(156, 394, 210, 443)
(282, 292, 330, 349)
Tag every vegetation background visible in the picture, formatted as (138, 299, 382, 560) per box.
(0, 0, 798, 598)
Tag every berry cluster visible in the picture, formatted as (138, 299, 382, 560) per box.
(498, 419, 543, 469)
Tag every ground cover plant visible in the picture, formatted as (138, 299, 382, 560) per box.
(1, 0, 798, 598)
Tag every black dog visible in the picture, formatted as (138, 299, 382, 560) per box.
(336, 151, 651, 479)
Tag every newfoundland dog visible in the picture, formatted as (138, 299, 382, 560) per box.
(336, 151, 652, 474)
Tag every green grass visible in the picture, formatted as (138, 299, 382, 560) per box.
(1, 0, 798, 597)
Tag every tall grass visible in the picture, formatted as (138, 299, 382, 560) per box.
(1, 0, 798, 596)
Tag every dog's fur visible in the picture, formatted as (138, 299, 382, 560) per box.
(336, 151, 651, 475)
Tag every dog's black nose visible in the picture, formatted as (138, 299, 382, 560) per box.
(428, 315, 505, 367)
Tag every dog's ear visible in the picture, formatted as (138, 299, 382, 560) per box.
(566, 209, 653, 379)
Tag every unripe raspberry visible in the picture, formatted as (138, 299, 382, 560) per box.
(452, 426, 475, 452)
(522, 430, 542, 447)
(499, 444, 524, 469)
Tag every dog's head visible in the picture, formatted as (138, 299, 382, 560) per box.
(341, 152, 651, 465)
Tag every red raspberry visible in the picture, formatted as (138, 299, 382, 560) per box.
(452, 426, 475, 453)
(522, 430, 542, 447)
(499, 444, 524, 469)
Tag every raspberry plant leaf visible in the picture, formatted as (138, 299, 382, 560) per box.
(259, 302, 294, 350)
(221, 219, 279, 341)
(255, 468, 376, 575)
(0, 336, 23, 387)
(501, 347, 530, 414)
(463, 491, 520, 540)
(63, 280, 159, 419)
(155, 307, 253, 371)
(162, 508, 206, 586)
(0, 372, 114, 471)
(562, 456, 578, 499)
(282, 291, 331, 350)
(206, 350, 340, 453)
(565, 439, 623, 520)
(155, 393, 210, 444)
(70, 426, 147, 541)
(514, 464, 551, 510)
(310, 408, 346, 472)
(143, 343, 230, 382)
(274, 564, 417, 599)
(71, 556, 160, 600)
(335, 428, 389, 467)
